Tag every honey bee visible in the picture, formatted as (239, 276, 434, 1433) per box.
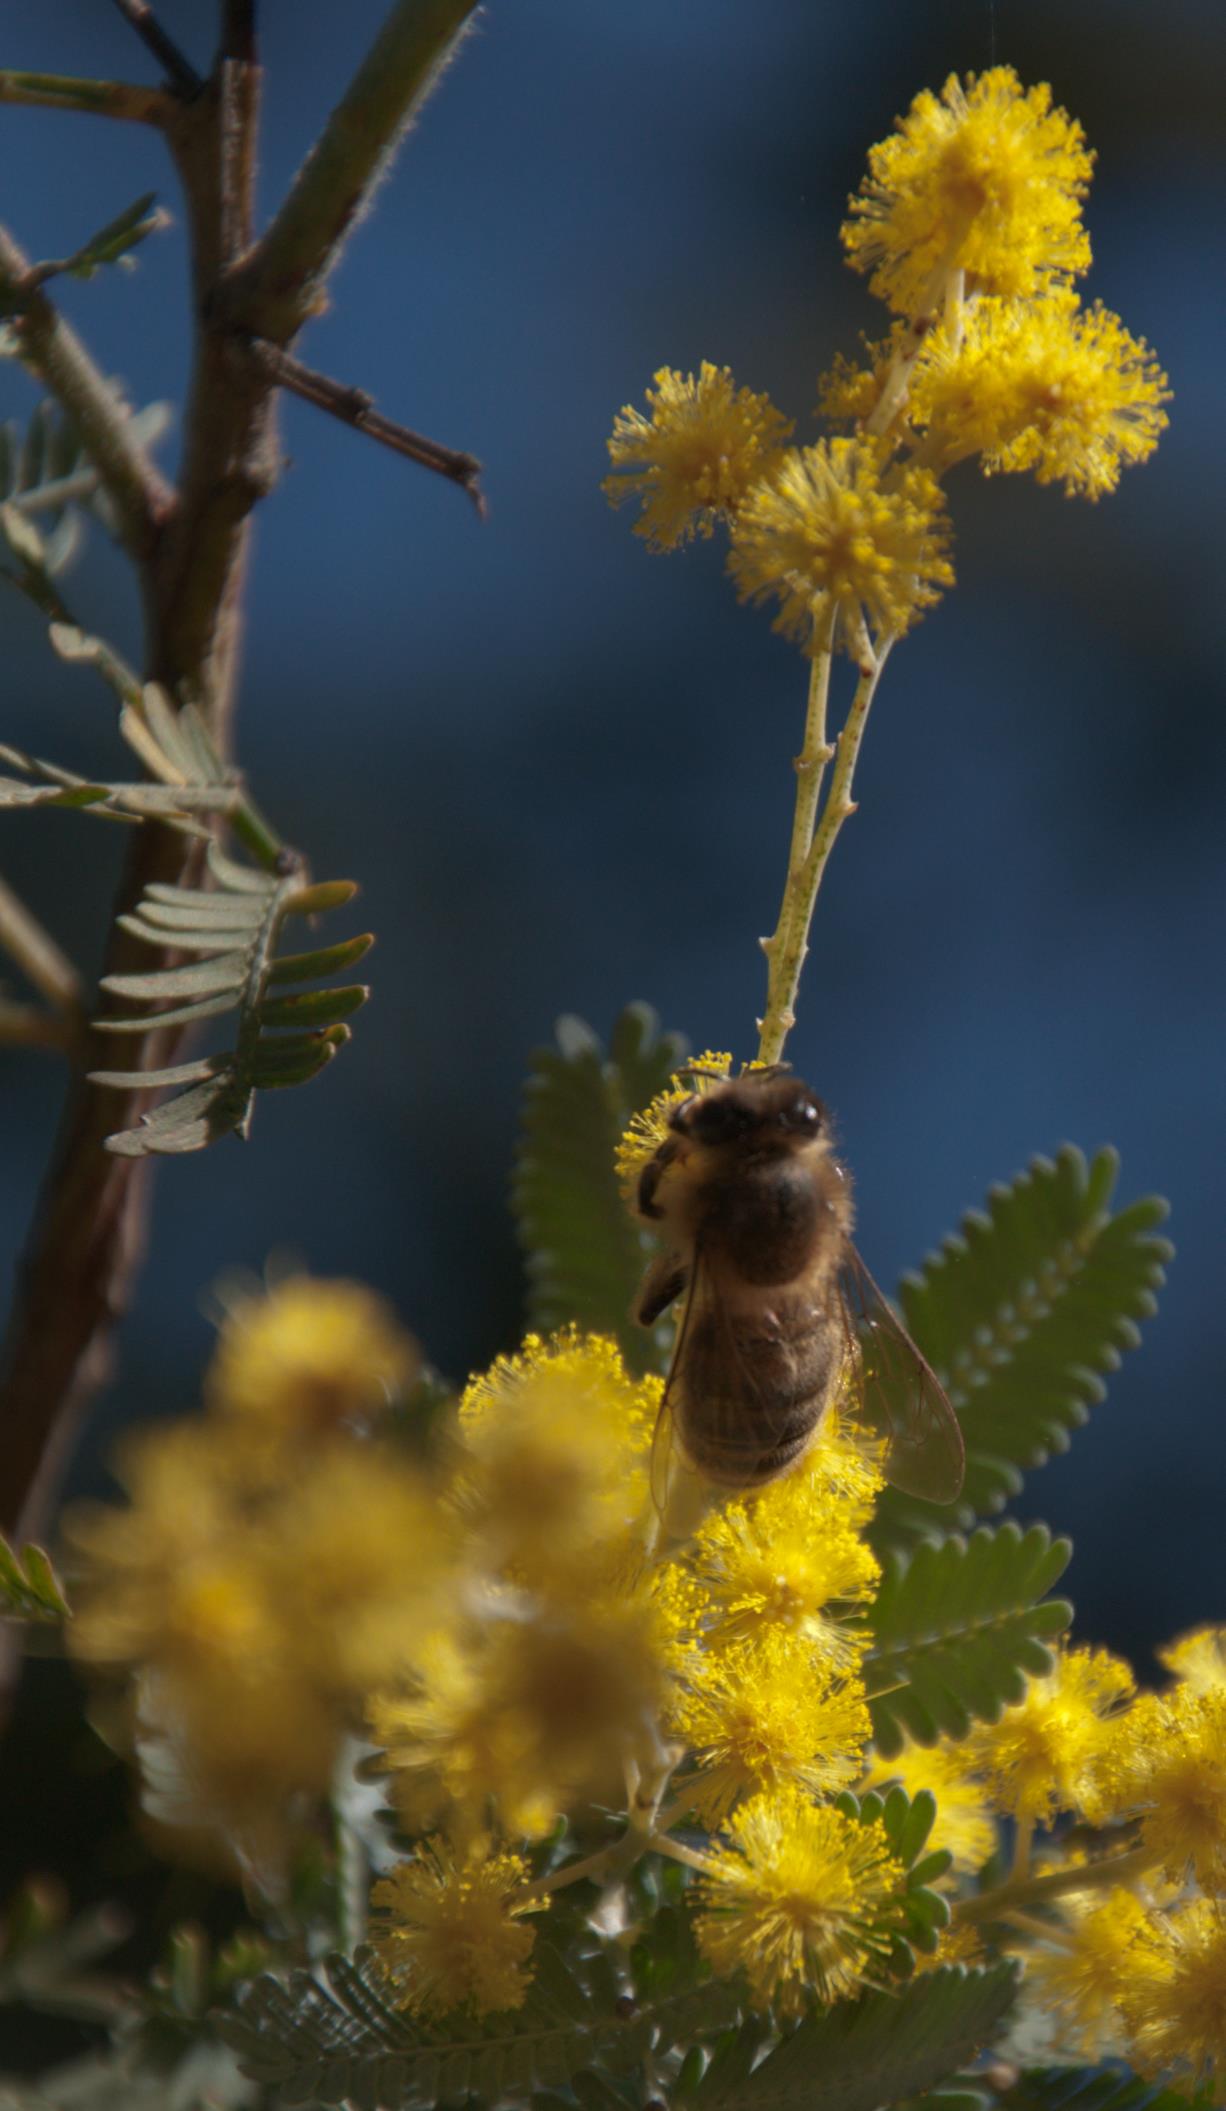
(632, 1067, 964, 1499)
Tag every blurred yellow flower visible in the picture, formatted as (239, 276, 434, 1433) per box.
(695, 1786, 902, 2011)
(457, 1329, 657, 1584)
(1023, 1884, 1151, 2062)
(371, 1839, 539, 2017)
(842, 69, 1093, 316)
(727, 439, 953, 656)
(965, 1645, 1134, 1826)
(1159, 1625, 1226, 1696)
(208, 1274, 419, 1434)
(1118, 1899, 1226, 2096)
(1097, 1686, 1226, 1894)
(371, 1582, 681, 1843)
(604, 365, 792, 549)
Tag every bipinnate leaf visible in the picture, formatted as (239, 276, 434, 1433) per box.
(872, 1149, 1171, 1549)
(217, 1943, 606, 2107)
(865, 1523, 1072, 1755)
(513, 1004, 687, 1372)
(999, 2066, 1218, 2110)
(0, 1531, 69, 1622)
(0, 395, 170, 584)
(90, 840, 370, 1154)
(680, 1966, 1018, 2111)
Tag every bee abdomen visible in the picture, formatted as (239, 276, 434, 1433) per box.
(676, 1309, 844, 1489)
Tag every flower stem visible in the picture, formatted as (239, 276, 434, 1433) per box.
(954, 1841, 1161, 1927)
(756, 628, 894, 1065)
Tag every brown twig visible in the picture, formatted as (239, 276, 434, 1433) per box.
(108, 0, 204, 99)
(239, 335, 484, 511)
(221, 0, 478, 343)
(0, 71, 170, 125)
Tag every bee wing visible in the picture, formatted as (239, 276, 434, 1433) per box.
(837, 1244, 965, 1503)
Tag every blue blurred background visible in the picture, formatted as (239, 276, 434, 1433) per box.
(1, 0, 1222, 1686)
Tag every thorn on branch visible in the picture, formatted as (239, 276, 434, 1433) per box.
(236, 334, 485, 515)
(108, 0, 203, 99)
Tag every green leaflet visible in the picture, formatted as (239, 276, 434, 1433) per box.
(0, 1531, 69, 1622)
(90, 839, 370, 1155)
(865, 1523, 1073, 1754)
(513, 1004, 688, 1373)
(679, 1966, 1018, 2111)
(872, 1148, 1170, 1550)
(833, 1786, 953, 1967)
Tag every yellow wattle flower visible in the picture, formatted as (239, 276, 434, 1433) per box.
(842, 68, 1093, 316)
(1117, 1899, 1226, 2096)
(1022, 1884, 1152, 2062)
(694, 1785, 903, 2011)
(965, 1644, 1134, 1826)
(371, 1840, 540, 2018)
(1158, 1624, 1226, 1695)
(604, 365, 792, 550)
(1095, 1686, 1226, 1894)
(727, 438, 953, 657)
(671, 1631, 871, 1827)
(911, 293, 1169, 497)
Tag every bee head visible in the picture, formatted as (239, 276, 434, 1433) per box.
(670, 1073, 826, 1148)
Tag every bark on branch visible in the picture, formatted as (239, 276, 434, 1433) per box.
(0, 0, 482, 1576)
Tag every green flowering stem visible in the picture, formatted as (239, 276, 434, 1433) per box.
(649, 1832, 718, 1878)
(0, 72, 170, 126)
(954, 1841, 1161, 1927)
(757, 626, 895, 1066)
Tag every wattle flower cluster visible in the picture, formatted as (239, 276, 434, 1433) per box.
(605, 67, 1167, 663)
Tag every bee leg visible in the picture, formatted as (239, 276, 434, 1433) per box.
(634, 1253, 688, 1328)
(636, 1142, 677, 1222)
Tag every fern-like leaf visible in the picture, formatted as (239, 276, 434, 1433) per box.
(0, 398, 170, 578)
(865, 1524, 1073, 1755)
(0, 1531, 69, 1622)
(216, 1942, 603, 2107)
(1001, 2065, 1218, 2111)
(513, 1004, 687, 1372)
(872, 1149, 1170, 1549)
(90, 840, 371, 1155)
(681, 1966, 1018, 2111)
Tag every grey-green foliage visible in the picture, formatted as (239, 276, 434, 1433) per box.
(0, 396, 170, 579)
(513, 1005, 687, 1373)
(678, 1966, 1018, 2111)
(0, 1530, 69, 1621)
(871, 1148, 1170, 1550)
(90, 837, 370, 1155)
(865, 1523, 1073, 1756)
